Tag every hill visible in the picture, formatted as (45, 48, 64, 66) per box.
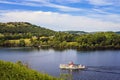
(116, 31, 120, 34)
(0, 22, 120, 50)
(0, 60, 61, 80)
(63, 31, 87, 34)
(0, 22, 56, 36)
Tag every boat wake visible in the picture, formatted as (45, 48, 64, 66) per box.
(84, 66, 120, 75)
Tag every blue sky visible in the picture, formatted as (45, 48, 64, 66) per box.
(0, 0, 120, 32)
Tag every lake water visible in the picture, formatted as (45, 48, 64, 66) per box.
(0, 47, 120, 80)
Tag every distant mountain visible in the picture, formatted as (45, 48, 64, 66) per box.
(0, 22, 56, 36)
(63, 31, 87, 34)
(116, 31, 120, 34)
(64, 31, 120, 35)
(0, 22, 119, 36)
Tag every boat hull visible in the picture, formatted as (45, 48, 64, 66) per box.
(59, 64, 85, 70)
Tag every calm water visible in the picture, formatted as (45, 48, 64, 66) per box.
(0, 47, 120, 80)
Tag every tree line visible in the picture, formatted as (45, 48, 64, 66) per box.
(0, 22, 120, 50)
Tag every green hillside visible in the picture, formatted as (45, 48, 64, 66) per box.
(0, 60, 61, 80)
(0, 22, 120, 50)
(0, 22, 56, 36)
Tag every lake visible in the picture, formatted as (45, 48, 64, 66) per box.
(0, 47, 120, 80)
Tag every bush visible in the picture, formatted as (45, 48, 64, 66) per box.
(0, 60, 62, 80)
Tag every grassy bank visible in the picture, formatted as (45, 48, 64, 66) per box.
(0, 60, 61, 80)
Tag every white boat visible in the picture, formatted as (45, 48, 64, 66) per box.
(59, 62, 85, 70)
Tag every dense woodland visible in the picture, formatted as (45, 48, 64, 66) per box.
(0, 22, 120, 50)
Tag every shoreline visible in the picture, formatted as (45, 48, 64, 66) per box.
(0, 46, 120, 51)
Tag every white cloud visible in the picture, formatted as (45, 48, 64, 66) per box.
(87, 0, 120, 6)
(54, 0, 81, 3)
(0, 10, 120, 32)
(87, 0, 112, 6)
(0, 0, 82, 12)
(45, 3, 82, 12)
(27, 0, 81, 3)
(88, 13, 120, 23)
(0, 0, 119, 15)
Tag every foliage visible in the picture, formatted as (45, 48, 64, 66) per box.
(0, 60, 62, 80)
(19, 39, 25, 47)
(75, 32, 120, 50)
(0, 22, 120, 50)
(0, 22, 56, 39)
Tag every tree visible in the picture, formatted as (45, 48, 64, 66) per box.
(19, 39, 25, 47)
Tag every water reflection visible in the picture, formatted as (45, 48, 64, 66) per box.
(0, 48, 120, 80)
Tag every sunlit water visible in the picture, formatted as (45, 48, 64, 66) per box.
(0, 47, 120, 80)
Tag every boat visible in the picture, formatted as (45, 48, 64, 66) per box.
(59, 62, 85, 70)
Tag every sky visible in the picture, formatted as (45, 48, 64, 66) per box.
(0, 0, 120, 32)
